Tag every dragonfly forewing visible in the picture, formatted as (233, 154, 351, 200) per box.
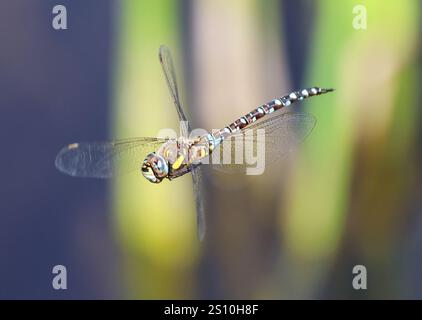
(55, 138, 167, 178)
(159, 45, 191, 136)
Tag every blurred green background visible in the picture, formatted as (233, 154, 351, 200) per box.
(0, 0, 421, 299)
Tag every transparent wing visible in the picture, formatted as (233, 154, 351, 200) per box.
(159, 45, 190, 136)
(210, 112, 316, 173)
(159, 46, 207, 240)
(55, 137, 167, 178)
(191, 166, 206, 241)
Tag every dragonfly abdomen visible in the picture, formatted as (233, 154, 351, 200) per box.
(213, 87, 333, 143)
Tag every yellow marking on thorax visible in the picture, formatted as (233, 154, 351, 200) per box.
(68, 143, 79, 149)
(198, 148, 206, 158)
(172, 155, 185, 170)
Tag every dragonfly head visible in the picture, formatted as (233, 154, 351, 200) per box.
(141, 153, 169, 183)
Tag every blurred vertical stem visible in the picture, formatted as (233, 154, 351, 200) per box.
(281, 0, 419, 298)
(112, 0, 197, 299)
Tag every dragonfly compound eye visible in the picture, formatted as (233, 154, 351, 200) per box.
(141, 153, 169, 183)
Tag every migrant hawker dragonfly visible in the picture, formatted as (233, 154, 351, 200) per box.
(55, 45, 333, 240)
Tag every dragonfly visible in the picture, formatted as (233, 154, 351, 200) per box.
(55, 45, 334, 241)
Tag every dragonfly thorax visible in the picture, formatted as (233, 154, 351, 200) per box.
(141, 137, 210, 182)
